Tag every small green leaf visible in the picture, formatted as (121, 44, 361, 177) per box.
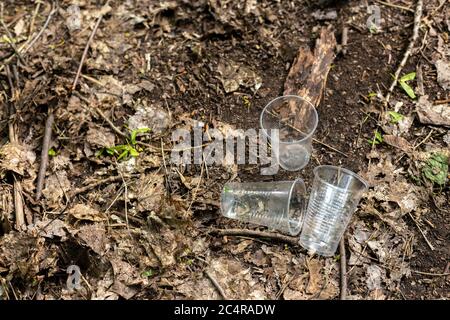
(130, 128, 151, 145)
(398, 72, 416, 99)
(117, 149, 129, 161)
(368, 92, 377, 98)
(223, 185, 231, 193)
(48, 148, 57, 156)
(368, 130, 383, 146)
(399, 81, 416, 99)
(141, 269, 155, 278)
(388, 111, 404, 124)
(400, 72, 416, 82)
(129, 147, 139, 157)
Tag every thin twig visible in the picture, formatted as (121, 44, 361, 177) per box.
(339, 237, 347, 300)
(384, 0, 423, 107)
(413, 128, 433, 149)
(204, 270, 228, 300)
(72, 1, 110, 90)
(23, 3, 56, 54)
(211, 228, 299, 246)
(407, 213, 435, 251)
(35, 109, 54, 200)
(29, 1, 42, 35)
(375, 0, 415, 13)
(69, 175, 136, 197)
(434, 98, 450, 105)
(73, 91, 128, 139)
(116, 163, 130, 232)
(411, 270, 450, 277)
(0, 4, 27, 66)
(5, 65, 25, 230)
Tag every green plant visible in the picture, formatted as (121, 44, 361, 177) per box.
(398, 72, 416, 99)
(130, 128, 151, 145)
(422, 153, 448, 186)
(48, 148, 57, 156)
(97, 127, 150, 161)
(368, 130, 383, 146)
(388, 111, 404, 124)
(141, 269, 155, 278)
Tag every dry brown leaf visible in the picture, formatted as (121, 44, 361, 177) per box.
(416, 95, 450, 127)
(435, 59, 450, 90)
(129, 172, 165, 213)
(0, 143, 36, 176)
(217, 61, 262, 93)
(108, 257, 140, 299)
(305, 258, 322, 294)
(42, 171, 71, 207)
(383, 135, 413, 153)
(69, 204, 107, 222)
(205, 256, 267, 299)
(86, 125, 116, 148)
(76, 224, 107, 255)
(35, 219, 68, 240)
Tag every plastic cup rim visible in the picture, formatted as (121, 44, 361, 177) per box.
(286, 178, 306, 235)
(260, 95, 319, 145)
(313, 165, 369, 192)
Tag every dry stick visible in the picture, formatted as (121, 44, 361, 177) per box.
(434, 98, 450, 105)
(72, 2, 109, 91)
(204, 270, 228, 300)
(5, 65, 25, 230)
(407, 213, 435, 251)
(69, 175, 132, 197)
(212, 228, 299, 246)
(384, 0, 423, 107)
(117, 165, 130, 232)
(0, 16, 26, 66)
(35, 109, 54, 200)
(411, 270, 450, 277)
(341, 25, 349, 56)
(29, 1, 41, 35)
(23, 4, 56, 54)
(375, 0, 415, 13)
(339, 237, 347, 300)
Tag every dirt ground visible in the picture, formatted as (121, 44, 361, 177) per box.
(0, 0, 449, 300)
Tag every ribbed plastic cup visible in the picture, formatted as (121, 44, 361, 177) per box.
(260, 95, 318, 171)
(299, 165, 369, 256)
(221, 179, 307, 236)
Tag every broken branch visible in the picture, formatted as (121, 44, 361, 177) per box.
(72, 1, 110, 91)
(211, 228, 299, 246)
(384, 0, 423, 106)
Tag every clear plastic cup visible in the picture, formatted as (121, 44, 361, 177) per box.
(221, 179, 307, 236)
(299, 165, 369, 256)
(260, 95, 318, 171)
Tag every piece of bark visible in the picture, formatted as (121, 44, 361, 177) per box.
(283, 26, 337, 107)
(283, 26, 336, 129)
(416, 95, 450, 127)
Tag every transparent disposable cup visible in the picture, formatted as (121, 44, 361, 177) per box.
(221, 179, 307, 236)
(299, 165, 369, 257)
(260, 95, 318, 171)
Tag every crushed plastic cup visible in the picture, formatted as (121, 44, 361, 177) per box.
(221, 179, 307, 236)
(260, 95, 318, 171)
(299, 165, 369, 257)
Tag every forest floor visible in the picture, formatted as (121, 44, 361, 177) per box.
(0, 0, 449, 300)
